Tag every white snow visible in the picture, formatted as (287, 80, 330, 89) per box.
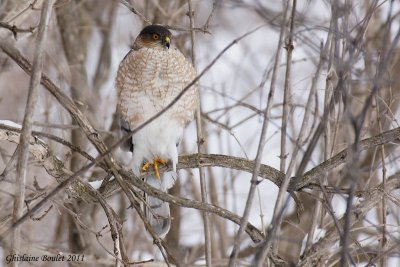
(88, 180, 103, 190)
(0, 120, 22, 129)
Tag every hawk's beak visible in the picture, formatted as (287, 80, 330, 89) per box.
(164, 36, 170, 49)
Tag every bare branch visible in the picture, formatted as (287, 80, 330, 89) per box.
(0, 125, 266, 245)
(119, 0, 152, 25)
(187, 1, 212, 265)
(2, 123, 400, 195)
(0, 21, 36, 38)
(12, 0, 55, 260)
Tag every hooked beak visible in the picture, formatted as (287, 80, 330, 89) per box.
(164, 36, 170, 49)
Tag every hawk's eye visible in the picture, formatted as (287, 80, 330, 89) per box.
(152, 33, 160, 40)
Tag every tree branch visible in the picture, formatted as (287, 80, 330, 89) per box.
(300, 173, 400, 266)
(12, 0, 55, 261)
(0, 124, 265, 244)
(2, 123, 399, 194)
(0, 21, 36, 38)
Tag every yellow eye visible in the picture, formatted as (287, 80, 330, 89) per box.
(152, 33, 160, 40)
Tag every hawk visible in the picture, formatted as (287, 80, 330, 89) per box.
(116, 25, 198, 238)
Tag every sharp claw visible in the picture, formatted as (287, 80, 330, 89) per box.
(158, 158, 167, 165)
(142, 158, 167, 180)
(142, 162, 151, 172)
(154, 159, 161, 180)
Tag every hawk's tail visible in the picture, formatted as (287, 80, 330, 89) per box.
(144, 174, 171, 239)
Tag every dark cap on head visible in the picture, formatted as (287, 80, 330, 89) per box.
(132, 24, 172, 50)
(140, 25, 171, 37)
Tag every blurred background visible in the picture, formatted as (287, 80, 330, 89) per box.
(0, 0, 400, 266)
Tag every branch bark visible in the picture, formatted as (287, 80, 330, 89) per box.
(0, 125, 265, 245)
(1, 123, 399, 195)
(300, 173, 400, 266)
(187, 1, 212, 265)
(2, 121, 400, 266)
(11, 0, 55, 263)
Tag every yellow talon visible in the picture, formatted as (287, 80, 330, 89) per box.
(154, 160, 161, 180)
(153, 158, 167, 180)
(141, 158, 167, 180)
(142, 162, 151, 172)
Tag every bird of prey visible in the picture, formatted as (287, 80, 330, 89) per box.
(116, 25, 198, 238)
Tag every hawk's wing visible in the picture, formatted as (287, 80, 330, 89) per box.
(119, 116, 133, 153)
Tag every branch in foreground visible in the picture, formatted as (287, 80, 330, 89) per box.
(0, 28, 268, 249)
(0, 125, 265, 244)
(296, 126, 400, 190)
(2, 122, 400, 195)
(299, 173, 400, 266)
(0, 21, 36, 38)
(2, 123, 399, 266)
(3, 122, 400, 244)
(119, 0, 212, 34)
(11, 0, 55, 258)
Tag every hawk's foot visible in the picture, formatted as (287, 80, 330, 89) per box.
(141, 158, 167, 180)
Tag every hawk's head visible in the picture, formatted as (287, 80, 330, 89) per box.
(133, 25, 172, 50)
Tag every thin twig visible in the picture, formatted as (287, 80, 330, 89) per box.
(293, 0, 380, 186)
(5, 0, 39, 23)
(0, 21, 36, 38)
(86, 183, 129, 265)
(202, 0, 219, 32)
(228, 2, 289, 265)
(11, 0, 55, 262)
(271, 0, 297, 256)
(300, 173, 400, 266)
(187, 1, 212, 266)
(340, 2, 396, 265)
(376, 93, 388, 267)
(119, 0, 213, 34)
(0, 146, 19, 181)
(123, 183, 177, 266)
(119, 0, 152, 25)
(0, 124, 96, 163)
(305, 20, 335, 251)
